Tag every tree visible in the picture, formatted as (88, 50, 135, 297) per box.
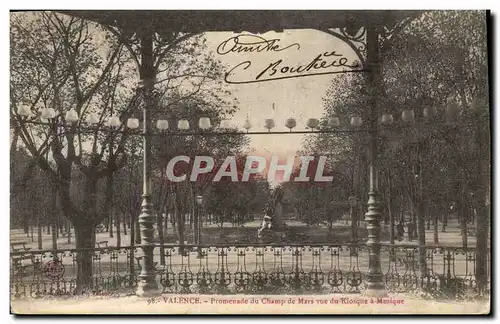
(10, 11, 235, 292)
(307, 11, 488, 282)
(281, 155, 349, 234)
(11, 12, 139, 291)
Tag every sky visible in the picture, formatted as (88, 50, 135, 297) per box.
(202, 29, 359, 158)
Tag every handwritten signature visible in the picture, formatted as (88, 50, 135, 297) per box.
(217, 34, 300, 55)
(224, 51, 363, 84)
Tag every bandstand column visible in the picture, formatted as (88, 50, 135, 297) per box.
(136, 29, 160, 297)
(364, 21, 387, 297)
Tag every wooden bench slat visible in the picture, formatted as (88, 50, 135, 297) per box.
(12, 255, 33, 261)
(11, 242, 31, 252)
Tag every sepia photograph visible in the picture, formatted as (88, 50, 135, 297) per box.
(8, 8, 491, 315)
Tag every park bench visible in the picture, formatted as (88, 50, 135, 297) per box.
(60, 230, 71, 238)
(10, 242, 31, 252)
(96, 241, 108, 248)
(11, 254, 41, 278)
(95, 224, 106, 233)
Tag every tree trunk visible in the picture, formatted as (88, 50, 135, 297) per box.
(164, 210, 169, 238)
(442, 208, 448, 232)
(108, 215, 114, 238)
(10, 128, 19, 177)
(433, 208, 439, 245)
(135, 216, 141, 244)
(192, 187, 199, 245)
(388, 196, 394, 244)
(350, 205, 357, 243)
(122, 214, 127, 236)
(175, 208, 185, 254)
(67, 220, 72, 244)
(157, 208, 165, 266)
(75, 224, 95, 294)
(171, 211, 177, 241)
(51, 181, 58, 252)
(130, 213, 135, 246)
(417, 199, 427, 275)
(417, 143, 427, 276)
(173, 188, 185, 253)
(116, 212, 121, 248)
(156, 178, 167, 265)
(56, 217, 61, 239)
(411, 205, 418, 238)
(23, 212, 29, 236)
(475, 120, 489, 295)
(52, 223, 58, 251)
(400, 197, 405, 222)
(37, 216, 42, 250)
(105, 172, 114, 239)
(60, 172, 99, 294)
(386, 173, 394, 244)
(458, 197, 468, 249)
(476, 203, 489, 295)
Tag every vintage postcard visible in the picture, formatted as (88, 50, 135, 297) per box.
(9, 9, 491, 315)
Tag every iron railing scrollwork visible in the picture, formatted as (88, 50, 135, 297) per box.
(10, 243, 489, 300)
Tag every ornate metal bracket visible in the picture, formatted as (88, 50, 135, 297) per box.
(320, 27, 367, 69)
(103, 25, 198, 78)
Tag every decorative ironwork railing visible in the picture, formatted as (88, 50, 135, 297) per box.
(10, 243, 489, 300)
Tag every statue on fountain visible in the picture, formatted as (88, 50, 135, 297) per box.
(257, 214, 275, 243)
(257, 188, 287, 243)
